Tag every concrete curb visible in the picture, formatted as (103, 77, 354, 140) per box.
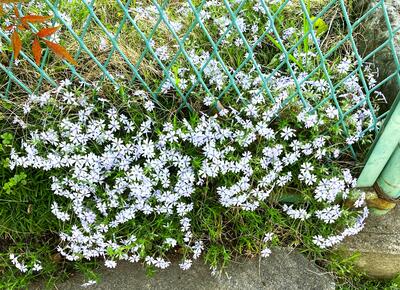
(342, 205, 400, 279)
(34, 248, 335, 290)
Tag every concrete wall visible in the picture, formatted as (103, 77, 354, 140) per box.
(356, 0, 400, 108)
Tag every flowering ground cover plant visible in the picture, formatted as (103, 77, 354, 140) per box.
(0, 0, 391, 289)
(3, 67, 372, 285)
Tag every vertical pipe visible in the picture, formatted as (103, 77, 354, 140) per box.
(357, 93, 400, 188)
(375, 144, 400, 199)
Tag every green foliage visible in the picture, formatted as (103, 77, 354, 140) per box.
(1, 132, 13, 145)
(326, 252, 400, 290)
(0, 1, 390, 290)
(1, 132, 27, 194)
(0, 127, 65, 288)
(312, 17, 328, 36)
(2, 172, 27, 194)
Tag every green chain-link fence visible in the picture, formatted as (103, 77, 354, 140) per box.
(0, 0, 399, 159)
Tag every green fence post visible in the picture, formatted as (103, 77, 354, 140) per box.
(357, 93, 400, 191)
(376, 143, 400, 199)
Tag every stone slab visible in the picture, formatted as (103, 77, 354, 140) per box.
(36, 248, 335, 290)
(342, 205, 400, 279)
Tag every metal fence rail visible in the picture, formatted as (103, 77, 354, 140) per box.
(1, 0, 399, 159)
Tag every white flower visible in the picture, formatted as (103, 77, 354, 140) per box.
(17, 263, 28, 273)
(325, 106, 338, 119)
(315, 205, 342, 224)
(263, 232, 274, 243)
(155, 45, 170, 61)
(261, 247, 272, 258)
(337, 58, 352, 74)
(280, 126, 295, 140)
(63, 91, 77, 104)
(179, 259, 193, 270)
(282, 27, 296, 40)
(312, 79, 329, 92)
(165, 238, 177, 248)
(283, 204, 311, 220)
(32, 262, 43, 272)
(300, 162, 314, 172)
(10, 254, 28, 273)
(154, 257, 171, 269)
(144, 100, 155, 111)
(299, 163, 317, 185)
(313, 208, 368, 249)
(354, 191, 366, 208)
(245, 104, 258, 117)
(104, 260, 117, 268)
(314, 178, 346, 203)
(333, 149, 340, 158)
(9, 47, 375, 272)
(99, 37, 107, 51)
(81, 280, 97, 288)
(23, 102, 31, 114)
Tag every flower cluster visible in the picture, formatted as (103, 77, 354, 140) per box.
(2, 0, 385, 278)
(9, 254, 42, 274)
(8, 74, 369, 271)
(261, 232, 274, 258)
(2, 1, 384, 148)
(313, 207, 368, 249)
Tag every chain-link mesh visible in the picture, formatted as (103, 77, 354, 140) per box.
(0, 0, 399, 159)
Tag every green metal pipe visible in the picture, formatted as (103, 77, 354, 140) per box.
(376, 144, 400, 199)
(357, 93, 400, 188)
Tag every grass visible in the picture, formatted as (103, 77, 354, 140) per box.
(0, 84, 396, 289)
(0, 0, 396, 289)
(0, 85, 384, 289)
(0, 130, 61, 288)
(1, 0, 354, 104)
